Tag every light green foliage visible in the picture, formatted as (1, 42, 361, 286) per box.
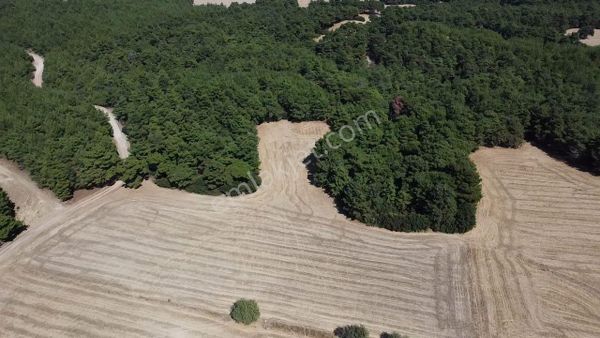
(230, 299, 260, 325)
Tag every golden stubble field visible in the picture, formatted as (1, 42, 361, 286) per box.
(0, 120, 599, 337)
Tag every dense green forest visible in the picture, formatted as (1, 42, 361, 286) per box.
(0, 189, 26, 242)
(0, 0, 598, 232)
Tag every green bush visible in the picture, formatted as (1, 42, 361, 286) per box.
(334, 324, 369, 338)
(230, 299, 260, 325)
(0, 190, 26, 242)
(381, 332, 409, 338)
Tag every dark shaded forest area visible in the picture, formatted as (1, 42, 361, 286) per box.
(0, 189, 26, 242)
(1, 0, 598, 233)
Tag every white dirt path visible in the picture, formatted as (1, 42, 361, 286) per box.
(565, 28, 600, 47)
(94, 105, 130, 160)
(26, 50, 44, 88)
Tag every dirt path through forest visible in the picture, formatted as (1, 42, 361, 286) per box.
(26, 50, 44, 88)
(192, 0, 255, 6)
(94, 106, 130, 159)
(327, 14, 371, 32)
(193, 0, 313, 7)
(384, 4, 416, 8)
(0, 121, 599, 337)
(314, 14, 372, 42)
(565, 28, 600, 47)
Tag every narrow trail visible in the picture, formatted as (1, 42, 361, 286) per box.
(193, 0, 310, 7)
(26, 50, 44, 88)
(313, 4, 416, 43)
(192, 0, 255, 7)
(93, 105, 131, 159)
(327, 14, 371, 32)
(314, 14, 372, 42)
(384, 4, 416, 9)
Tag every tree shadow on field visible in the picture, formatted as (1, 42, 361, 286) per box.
(303, 153, 352, 219)
(527, 138, 600, 176)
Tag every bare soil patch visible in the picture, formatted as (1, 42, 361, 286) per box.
(0, 123, 599, 337)
(565, 28, 600, 47)
(193, 0, 255, 7)
(94, 105, 130, 159)
(26, 50, 44, 88)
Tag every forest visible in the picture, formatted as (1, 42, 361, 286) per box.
(0, 0, 598, 233)
(0, 189, 26, 242)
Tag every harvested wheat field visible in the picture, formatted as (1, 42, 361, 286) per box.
(0, 121, 599, 337)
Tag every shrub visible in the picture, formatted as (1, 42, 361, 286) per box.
(229, 299, 260, 325)
(334, 324, 369, 338)
(381, 332, 409, 338)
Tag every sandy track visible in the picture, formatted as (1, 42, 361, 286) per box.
(565, 28, 600, 47)
(467, 144, 600, 337)
(0, 122, 599, 337)
(193, 0, 256, 6)
(94, 106, 130, 159)
(314, 14, 372, 42)
(384, 4, 416, 8)
(26, 50, 44, 88)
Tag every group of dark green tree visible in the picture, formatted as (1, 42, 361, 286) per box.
(335, 324, 407, 338)
(0, 0, 598, 233)
(0, 189, 26, 242)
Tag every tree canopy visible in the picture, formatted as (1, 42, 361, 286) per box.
(0, 189, 26, 242)
(0, 0, 598, 232)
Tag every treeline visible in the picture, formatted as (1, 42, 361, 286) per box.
(0, 189, 26, 242)
(0, 0, 598, 233)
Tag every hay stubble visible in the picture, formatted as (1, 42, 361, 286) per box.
(0, 122, 599, 337)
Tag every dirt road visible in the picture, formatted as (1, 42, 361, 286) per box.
(0, 121, 599, 337)
(193, 0, 255, 7)
(314, 14, 372, 42)
(327, 14, 371, 32)
(94, 105, 130, 159)
(384, 4, 416, 9)
(26, 50, 44, 88)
